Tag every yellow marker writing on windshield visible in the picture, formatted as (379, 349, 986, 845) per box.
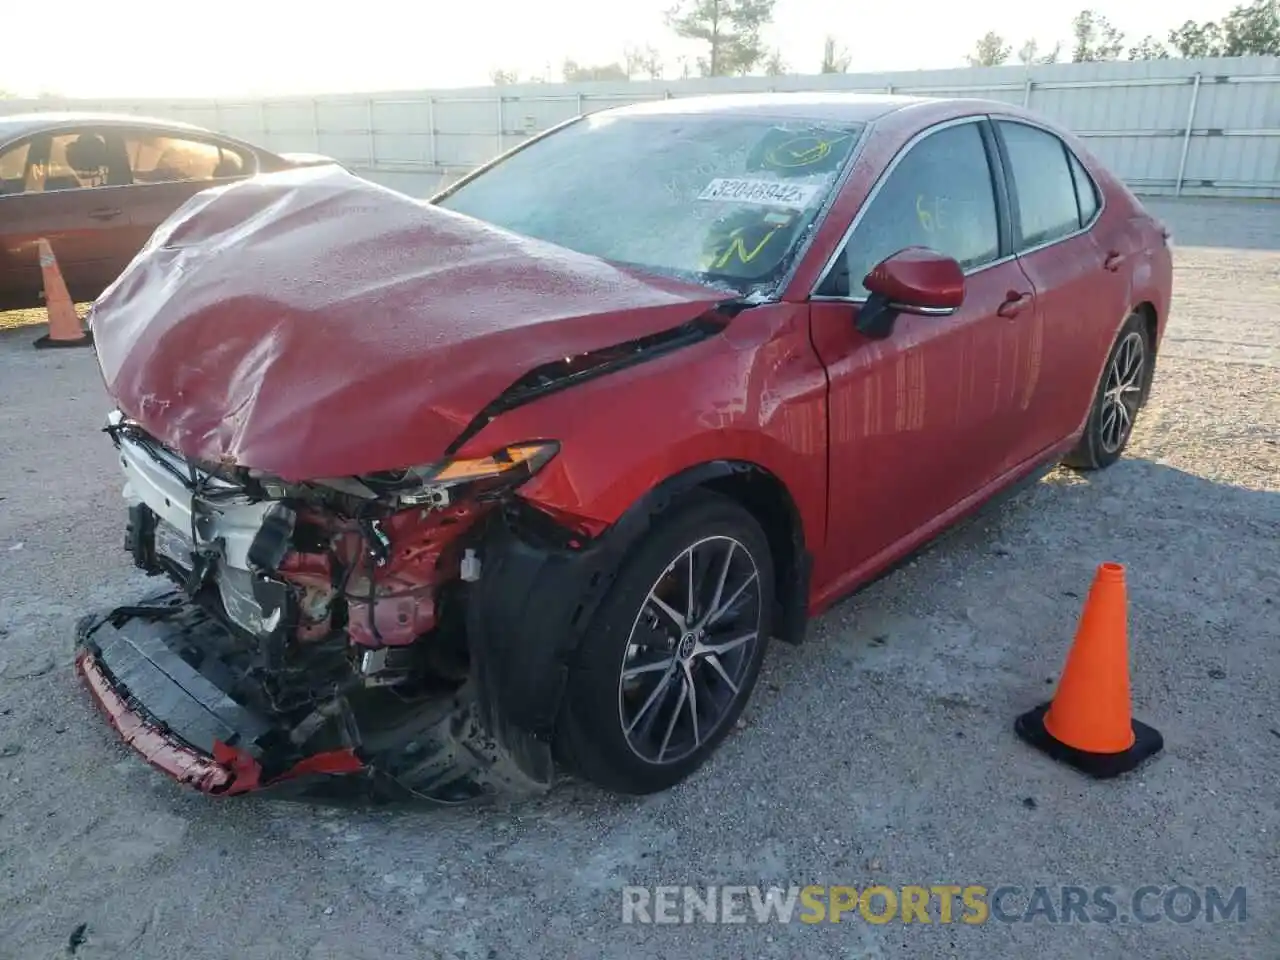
(712, 226, 781, 269)
(766, 135, 849, 169)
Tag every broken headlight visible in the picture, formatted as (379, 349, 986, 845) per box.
(339, 441, 561, 508)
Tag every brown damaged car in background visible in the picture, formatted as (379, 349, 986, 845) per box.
(0, 111, 336, 310)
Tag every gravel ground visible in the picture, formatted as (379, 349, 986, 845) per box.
(0, 303, 91, 333)
(0, 198, 1277, 960)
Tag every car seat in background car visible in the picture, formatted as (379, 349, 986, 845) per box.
(212, 150, 244, 179)
(58, 133, 110, 189)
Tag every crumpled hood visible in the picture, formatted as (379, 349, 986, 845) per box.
(92, 165, 726, 482)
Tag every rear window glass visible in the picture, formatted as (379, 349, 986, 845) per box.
(125, 133, 246, 183)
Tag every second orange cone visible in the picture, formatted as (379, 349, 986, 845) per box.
(32, 238, 93, 350)
(1014, 562, 1163, 778)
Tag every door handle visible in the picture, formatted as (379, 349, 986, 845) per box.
(1104, 250, 1126, 272)
(997, 291, 1030, 319)
(88, 208, 123, 221)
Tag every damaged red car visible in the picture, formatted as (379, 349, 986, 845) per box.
(77, 93, 1172, 801)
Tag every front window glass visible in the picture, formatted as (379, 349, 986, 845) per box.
(838, 121, 1000, 297)
(0, 141, 31, 194)
(40, 132, 114, 190)
(435, 112, 865, 294)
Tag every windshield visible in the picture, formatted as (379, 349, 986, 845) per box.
(434, 112, 865, 295)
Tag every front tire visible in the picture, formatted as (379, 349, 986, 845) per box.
(555, 492, 774, 795)
(1063, 311, 1152, 471)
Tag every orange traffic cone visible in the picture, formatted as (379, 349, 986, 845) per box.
(32, 238, 93, 350)
(1014, 562, 1163, 778)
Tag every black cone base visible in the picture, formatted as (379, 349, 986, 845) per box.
(1015, 701, 1163, 780)
(33, 329, 93, 350)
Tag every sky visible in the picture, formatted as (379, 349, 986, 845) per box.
(1, 0, 1247, 99)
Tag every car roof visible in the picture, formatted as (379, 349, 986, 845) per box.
(601, 92, 944, 124)
(0, 110, 226, 145)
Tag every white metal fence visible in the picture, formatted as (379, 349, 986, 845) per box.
(7, 56, 1279, 199)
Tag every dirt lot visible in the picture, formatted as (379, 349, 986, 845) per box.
(0, 198, 1276, 960)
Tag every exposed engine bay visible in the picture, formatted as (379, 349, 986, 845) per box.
(76, 411, 569, 801)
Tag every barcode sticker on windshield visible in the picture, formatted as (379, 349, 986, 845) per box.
(698, 178, 824, 210)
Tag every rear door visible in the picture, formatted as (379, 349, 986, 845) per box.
(116, 128, 257, 255)
(991, 118, 1134, 463)
(0, 128, 135, 306)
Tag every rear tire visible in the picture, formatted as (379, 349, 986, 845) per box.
(1063, 311, 1152, 471)
(554, 492, 774, 795)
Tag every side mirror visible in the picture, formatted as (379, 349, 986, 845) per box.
(856, 247, 965, 339)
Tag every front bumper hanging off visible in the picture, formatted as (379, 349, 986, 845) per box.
(73, 589, 555, 803)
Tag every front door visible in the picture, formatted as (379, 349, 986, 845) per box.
(0, 129, 135, 306)
(808, 117, 1035, 591)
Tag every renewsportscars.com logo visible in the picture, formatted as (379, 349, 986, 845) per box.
(620, 885, 1248, 925)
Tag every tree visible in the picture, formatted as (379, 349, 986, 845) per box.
(1128, 36, 1171, 59)
(665, 0, 777, 76)
(562, 59, 630, 82)
(1166, 1, 1278, 57)
(1071, 9, 1126, 61)
(624, 45, 666, 79)
(821, 35, 852, 73)
(1221, 0, 1280, 54)
(1168, 19, 1224, 56)
(763, 49, 787, 76)
(967, 31, 1011, 66)
(489, 68, 520, 86)
(1017, 39, 1062, 64)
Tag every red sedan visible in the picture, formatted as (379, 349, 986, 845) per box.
(78, 93, 1172, 801)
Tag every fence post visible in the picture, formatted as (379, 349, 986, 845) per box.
(1022, 78, 1033, 107)
(367, 99, 377, 170)
(311, 98, 321, 153)
(496, 96, 504, 153)
(1175, 73, 1202, 198)
(427, 96, 437, 168)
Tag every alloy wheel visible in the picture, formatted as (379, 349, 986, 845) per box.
(617, 535, 762, 766)
(1099, 330, 1146, 454)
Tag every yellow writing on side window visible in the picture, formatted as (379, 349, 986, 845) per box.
(916, 194, 950, 233)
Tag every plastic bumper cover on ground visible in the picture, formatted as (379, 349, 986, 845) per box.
(73, 595, 367, 797)
(72, 589, 556, 802)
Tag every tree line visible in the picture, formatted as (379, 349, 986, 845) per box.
(492, 0, 1278, 85)
(969, 0, 1278, 65)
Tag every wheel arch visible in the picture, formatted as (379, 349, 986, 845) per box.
(642, 459, 811, 647)
(1132, 300, 1159, 403)
(535, 458, 811, 647)
(463, 458, 811, 745)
